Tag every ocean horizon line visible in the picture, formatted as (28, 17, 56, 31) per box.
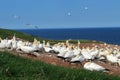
(14, 27, 120, 30)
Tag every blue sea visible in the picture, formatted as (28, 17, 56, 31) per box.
(17, 28, 120, 45)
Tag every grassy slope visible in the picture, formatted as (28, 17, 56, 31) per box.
(0, 28, 43, 42)
(0, 51, 120, 80)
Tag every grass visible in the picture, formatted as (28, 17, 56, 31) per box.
(0, 51, 120, 80)
(0, 28, 44, 42)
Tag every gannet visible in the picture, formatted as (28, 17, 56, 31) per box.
(84, 62, 109, 72)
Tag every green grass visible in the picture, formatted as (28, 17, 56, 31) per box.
(0, 28, 44, 42)
(0, 51, 120, 80)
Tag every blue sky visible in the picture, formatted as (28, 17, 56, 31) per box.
(0, 0, 120, 29)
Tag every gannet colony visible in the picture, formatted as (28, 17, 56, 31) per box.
(0, 34, 120, 72)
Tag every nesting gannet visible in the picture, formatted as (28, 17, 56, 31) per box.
(70, 54, 85, 62)
(65, 40, 69, 46)
(5, 38, 12, 49)
(81, 48, 93, 60)
(44, 46, 53, 53)
(43, 41, 53, 53)
(16, 40, 23, 50)
(89, 47, 99, 59)
(38, 42, 43, 49)
(73, 40, 81, 56)
(46, 41, 50, 47)
(73, 47, 81, 56)
(32, 38, 39, 51)
(19, 38, 40, 53)
(11, 34, 17, 49)
(106, 54, 119, 64)
(63, 44, 74, 58)
(57, 45, 68, 58)
(20, 42, 35, 53)
(84, 62, 109, 72)
(0, 37, 6, 48)
(98, 49, 110, 57)
(52, 44, 60, 53)
(115, 51, 120, 58)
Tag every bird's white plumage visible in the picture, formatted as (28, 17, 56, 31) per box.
(84, 62, 106, 71)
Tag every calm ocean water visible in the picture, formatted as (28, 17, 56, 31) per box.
(18, 28, 120, 45)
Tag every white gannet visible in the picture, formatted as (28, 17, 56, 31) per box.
(84, 62, 109, 72)
(73, 47, 81, 56)
(5, 38, 12, 49)
(42, 40, 46, 47)
(0, 37, 6, 49)
(57, 45, 68, 58)
(106, 54, 119, 64)
(52, 44, 60, 53)
(89, 47, 99, 59)
(11, 34, 17, 49)
(70, 54, 85, 62)
(64, 45, 74, 59)
(98, 48, 110, 57)
(81, 48, 93, 60)
(19, 39, 40, 53)
(115, 51, 120, 58)
(38, 42, 43, 49)
(46, 41, 50, 47)
(16, 40, 23, 50)
(32, 38, 39, 51)
(20, 42, 35, 53)
(73, 40, 81, 56)
(44, 46, 53, 53)
(43, 41, 53, 53)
